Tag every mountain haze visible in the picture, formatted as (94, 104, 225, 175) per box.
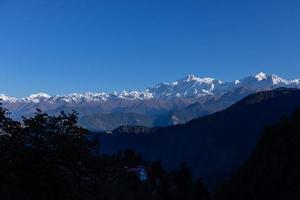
(1, 73, 299, 130)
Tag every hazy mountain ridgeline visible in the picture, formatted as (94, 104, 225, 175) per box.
(1, 73, 300, 131)
(100, 88, 300, 187)
(80, 112, 155, 132)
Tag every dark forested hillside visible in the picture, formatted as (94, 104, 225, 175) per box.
(100, 88, 300, 186)
(0, 105, 210, 200)
(216, 108, 300, 200)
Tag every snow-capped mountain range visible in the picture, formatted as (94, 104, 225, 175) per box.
(1, 72, 299, 104)
(0, 72, 299, 130)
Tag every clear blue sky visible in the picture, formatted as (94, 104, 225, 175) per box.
(0, 0, 300, 97)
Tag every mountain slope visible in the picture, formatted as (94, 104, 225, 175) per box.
(216, 108, 300, 200)
(1, 73, 300, 130)
(79, 112, 154, 131)
(153, 102, 210, 126)
(100, 88, 300, 186)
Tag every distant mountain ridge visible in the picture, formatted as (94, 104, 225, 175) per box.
(100, 88, 300, 187)
(1, 72, 300, 130)
(1, 72, 300, 103)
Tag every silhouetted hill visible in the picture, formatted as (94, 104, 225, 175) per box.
(100, 88, 300, 186)
(216, 108, 300, 200)
(0, 107, 210, 200)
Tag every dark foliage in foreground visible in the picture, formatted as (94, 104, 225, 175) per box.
(0, 105, 209, 200)
(216, 108, 300, 200)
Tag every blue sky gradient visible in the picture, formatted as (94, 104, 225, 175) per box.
(0, 0, 300, 97)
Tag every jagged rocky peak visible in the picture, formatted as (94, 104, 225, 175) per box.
(0, 72, 299, 104)
(269, 74, 289, 84)
(182, 74, 216, 84)
(184, 74, 198, 82)
(0, 94, 17, 103)
(255, 72, 268, 81)
(29, 92, 51, 99)
(253, 72, 287, 84)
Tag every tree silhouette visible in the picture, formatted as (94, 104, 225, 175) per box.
(0, 104, 210, 200)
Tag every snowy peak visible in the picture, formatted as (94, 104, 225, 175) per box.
(252, 72, 287, 84)
(184, 74, 198, 82)
(29, 93, 51, 99)
(148, 75, 223, 99)
(0, 72, 299, 104)
(116, 90, 152, 100)
(181, 74, 216, 84)
(255, 72, 268, 81)
(0, 94, 17, 103)
(269, 74, 288, 85)
(0, 72, 298, 129)
(236, 72, 296, 91)
(20, 92, 52, 103)
(254, 72, 287, 84)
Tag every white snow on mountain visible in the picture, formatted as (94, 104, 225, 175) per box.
(236, 72, 298, 90)
(254, 72, 268, 81)
(0, 72, 298, 121)
(0, 94, 17, 103)
(20, 92, 52, 103)
(0, 72, 299, 105)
